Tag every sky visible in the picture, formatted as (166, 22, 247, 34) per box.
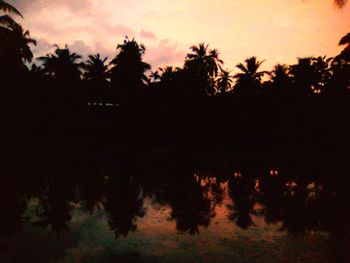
(8, 0, 350, 71)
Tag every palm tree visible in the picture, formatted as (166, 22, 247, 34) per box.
(82, 54, 109, 103)
(148, 70, 161, 83)
(159, 66, 180, 83)
(0, 0, 22, 17)
(264, 64, 291, 94)
(289, 57, 314, 96)
(185, 43, 223, 78)
(235, 57, 266, 82)
(82, 54, 108, 82)
(184, 43, 223, 96)
(38, 45, 83, 81)
(289, 57, 331, 95)
(0, 23, 36, 75)
(270, 64, 289, 83)
(330, 35, 350, 94)
(233, 57, 266, 96)
(216, 67, 233, 94)
(312, 56, 333, 93)
(109, 37, 151, 102)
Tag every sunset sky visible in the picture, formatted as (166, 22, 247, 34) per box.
(9, 0, 350, 71)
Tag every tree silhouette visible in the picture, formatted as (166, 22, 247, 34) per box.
(38, 45, 83, 82)
(148, 70, 161, 83)
(82, 54, 109, 82)
(339, 33, 350, 58)
(0, 23, 36, 77)
(216, 67, 233, 94)
(233, 56, 266, 96)
(82, 54, 109, 103)
(329, 35, 350, 94)
(185, 44, 223, 77)
(289, 56, 332, 96)
(109, 37, 150, 103)
(270, 64, 290, 84)
(289, 57, 317, 96)
(0, 0, 22, 17)
(0, 1, 22, 29)
(184, 43, 223, 96)
(262, 64, 291, 96)
(159, 66, 180, 83)
(312, 56, 333, 94)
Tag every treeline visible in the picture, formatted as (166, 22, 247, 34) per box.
(2, 33, 350, 102)
(1, 2, 350, 157)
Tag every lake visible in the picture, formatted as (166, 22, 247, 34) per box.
(0, 151, 348, 263)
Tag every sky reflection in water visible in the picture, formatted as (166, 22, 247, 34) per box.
(8, 170, 330, 263)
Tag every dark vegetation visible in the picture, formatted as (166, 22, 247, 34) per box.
(1, 1, 350, 262)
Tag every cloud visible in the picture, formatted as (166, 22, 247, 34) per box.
(94, 42, 114, 60)
(9, 0, 92, 14)
(31, 38, 53, 58)
(7, 0, 350, 71)
(70, 41, 114, 60)
(140, 30, 156, 40)
(31, 38, 106, 62)
(145, 39, 186, 69)
(70, 40, 93, 57)
(96, 22, 136, 38)
(31, 37, 186, 70)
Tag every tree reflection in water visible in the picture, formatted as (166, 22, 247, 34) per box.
(0, 151, 348, 262)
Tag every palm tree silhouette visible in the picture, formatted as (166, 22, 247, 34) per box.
(330, 35, 350, 94)
(216, 67, 233, 94)
(234, 57, 266, 96)
(109, 37, 151, 102)
(289, 57, 331, 95)
(0, 1, 22, 28)
(185, 43, 223, 78)
(339, 33, 350, 57)
(264, 64, 291, 94)
(38, 45, 83, 81)
(159, 66, 180, 83)
(148, 70, 161, 84)
(235, 57, 266, 82)
(289, 57, 314, 96)
(0, 23, 36, 76)
(82, 54, 109, 103)
(270, 64, 289, 83)
(110, 37, 150, 81)
(184, 43, 223, 96)
(0, 0, 22, 17)
(82, 54, 109, 82)
(312, 56, 333, 92)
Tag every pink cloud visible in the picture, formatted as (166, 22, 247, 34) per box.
(140, 30, 156, 40)
(10, 0, 92, 14)
(145, 39, 186, 69)
(91, 19, 136, 38)
(70, 40, 93, 57)
(31, 37, 53, 57)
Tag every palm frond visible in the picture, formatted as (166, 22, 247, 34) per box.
(339, 33, 350, 46)
(334, 0, 347, 8)
(0, 14, 18, 27)
(0, 0, 23, 17)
